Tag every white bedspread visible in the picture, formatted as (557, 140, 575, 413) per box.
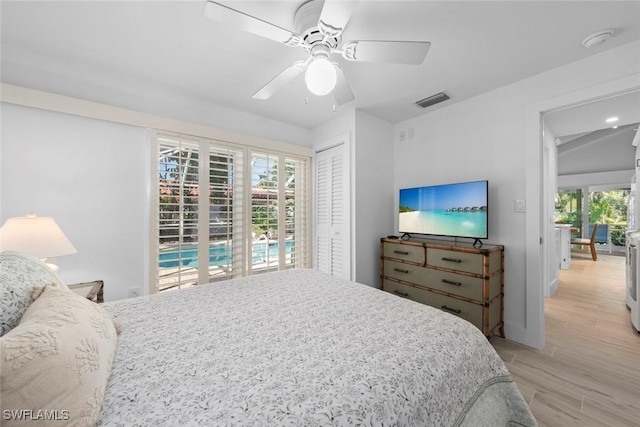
(98, 269, 535, 426)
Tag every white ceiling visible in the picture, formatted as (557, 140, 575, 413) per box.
(2, 1, 640, 131)
(545, 90, 640, 138)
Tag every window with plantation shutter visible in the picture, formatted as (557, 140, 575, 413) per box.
(283, 157, 310, 271)
(249, 152, 310, 274)
(152, 132, 310, 293)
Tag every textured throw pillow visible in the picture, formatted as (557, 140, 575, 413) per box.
(1, 285, 117, 427)
(0, 251, 65, 336)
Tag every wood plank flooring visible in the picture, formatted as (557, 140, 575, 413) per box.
(491, 254, 640, 426)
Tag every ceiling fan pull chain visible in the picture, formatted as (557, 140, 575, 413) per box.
(333, 103, 336, 112)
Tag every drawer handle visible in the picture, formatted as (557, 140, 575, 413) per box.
(441, 257, 462, 263)
(393, 290, 409, 298)
(441, 305, 461, 314)
(393, 250, 410, 256)
(393, 268, 410, 274)
(441, 279, 462, 287)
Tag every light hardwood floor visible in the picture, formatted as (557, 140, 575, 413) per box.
(491, 253, 640, 427)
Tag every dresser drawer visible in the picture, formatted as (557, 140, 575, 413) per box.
(427, 292, 485, 330)
(383, 259, 427, 283)
(426, 269, 502, 302)
(384, 280, 484, 330)
(424, 269, 483, 301)
(435, 293, 501, 333)
(383, 242, 424, 264)
(382, 279, 432, 303)
(427, 248, 483, 274)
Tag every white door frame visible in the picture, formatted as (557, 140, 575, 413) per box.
(524, 73, 640, 349)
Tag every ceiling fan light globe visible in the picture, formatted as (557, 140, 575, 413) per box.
(305, 57, 337, 96)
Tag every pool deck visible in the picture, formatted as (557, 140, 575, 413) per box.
(158, 255, 292, 292)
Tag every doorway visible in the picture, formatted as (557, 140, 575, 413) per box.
(526, 82, 640, 348)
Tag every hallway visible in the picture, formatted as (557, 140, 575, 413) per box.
(492, 255, 640, 426)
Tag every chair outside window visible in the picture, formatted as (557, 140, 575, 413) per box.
(570, 223, 598, 261)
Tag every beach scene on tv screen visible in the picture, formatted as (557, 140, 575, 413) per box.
(399, 181, 487, 238)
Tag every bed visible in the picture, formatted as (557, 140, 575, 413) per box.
(1, 252, 536, 426)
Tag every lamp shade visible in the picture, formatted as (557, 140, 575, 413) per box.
(305, 57, 337, 96)
(0, 214, 77, 258)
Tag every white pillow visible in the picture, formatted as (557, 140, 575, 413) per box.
(0, 251, 64, 336)
(1, 285, 117, 426)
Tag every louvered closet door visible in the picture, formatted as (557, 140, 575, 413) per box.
(315, 143, 350, 280)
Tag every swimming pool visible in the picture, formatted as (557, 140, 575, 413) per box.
(159, 239, 293, 268)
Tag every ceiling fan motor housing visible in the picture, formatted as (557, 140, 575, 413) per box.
(295, 0, 340, 50)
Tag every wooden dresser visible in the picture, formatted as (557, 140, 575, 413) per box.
(380, 238, 504, 338)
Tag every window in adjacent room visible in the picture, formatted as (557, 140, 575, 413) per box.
(555, 187, 630, 251)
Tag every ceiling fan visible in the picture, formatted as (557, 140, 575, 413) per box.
(203, 0, 431, 105)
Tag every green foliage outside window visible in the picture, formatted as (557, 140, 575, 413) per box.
(252, 159, 297, 239)
(555, 189, 629, 246)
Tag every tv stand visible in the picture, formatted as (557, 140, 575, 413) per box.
(472, 238, 483, 248)
(401, 232, 412, 241)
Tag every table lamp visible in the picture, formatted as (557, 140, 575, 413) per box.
(0, 213, 77, 272)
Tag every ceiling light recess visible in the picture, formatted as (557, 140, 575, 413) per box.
(605, 116, 619, 123)
(582, 29, 615, 49)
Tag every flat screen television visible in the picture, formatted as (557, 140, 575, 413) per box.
(399, 180, 488, 240)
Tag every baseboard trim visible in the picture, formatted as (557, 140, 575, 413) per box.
(501, 321, 542, 350)
(548, 278, 558, 297)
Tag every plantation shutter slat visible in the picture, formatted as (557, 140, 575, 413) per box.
(315, 143, 348, 279)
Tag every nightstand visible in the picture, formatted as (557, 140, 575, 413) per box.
(68, 280, 104, 303)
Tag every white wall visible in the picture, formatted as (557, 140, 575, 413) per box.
(311, 109, 356, 143)
(393, 40, 640, 345)
(311, 109, 395, 287)
(394, 94, 529, 334)
(1, 84, 313, 301)
(354, 110, 394, 287)
(1, 103, 148, 302)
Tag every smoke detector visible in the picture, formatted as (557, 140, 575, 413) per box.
(582, 29, 615, 48)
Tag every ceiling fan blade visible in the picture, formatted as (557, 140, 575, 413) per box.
(333, 65, 354, 105)
(341, 41, 431, 64)
(203, 1, 302, 47)
(252, 60, 307, 100)
(318, 0, 359, 38)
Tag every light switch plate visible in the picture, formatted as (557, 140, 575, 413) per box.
(515, 200, 526, 213)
